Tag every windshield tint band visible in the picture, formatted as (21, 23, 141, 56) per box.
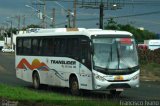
(91, 35, 133, 39)
(94, 65, 139, 75)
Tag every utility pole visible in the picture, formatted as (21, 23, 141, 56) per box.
(32, 0, 46, 28)
(99, 0, 104, 29)
(17, 15, 21, 31)
(22, 15, 26, 31)
(76, 0, 125, 29)
(7, 20, 13, 49)
(6, 18, 13, 49)
(3, 23, 8, 47)
(52, 8, 55, 28)
(10, 21, 13, 49)
(67, 9, 71, 28)
(73, 0, 77, 28)
(43, 0, 46, 28)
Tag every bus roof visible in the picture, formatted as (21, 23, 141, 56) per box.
(16, 28, 133, 38)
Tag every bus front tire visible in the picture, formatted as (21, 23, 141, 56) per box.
(70, 77, 80, 95)
(33, 72, 40, 89)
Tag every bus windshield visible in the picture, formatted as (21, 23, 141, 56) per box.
(92, 37, 138, 73)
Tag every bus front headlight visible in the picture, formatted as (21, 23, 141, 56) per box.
(132, 74, 139, 80)
(95, 74, 106, 82)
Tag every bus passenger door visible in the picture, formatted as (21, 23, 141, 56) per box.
(79, 39, 92, 90)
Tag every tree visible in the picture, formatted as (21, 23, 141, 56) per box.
(6, 28, 18, 37)
(26, 24, 42, 29)
(104, 18, 156, 42)
(0, 36, 4, 40)
(104, 18, 120, 30)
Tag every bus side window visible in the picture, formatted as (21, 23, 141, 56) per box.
(80, 39, 91, 69)
(42, 38, 53, 56)
(17, 38, 23, 55)
(54, 38, 67, 57)
(60, 39, 67, 56)
(67, 38, 79, 60)
(23, 38, 31, 55)
(32, 39, 39, 55)
(54, 38, 60, 56)
(39, 39, 42, 55)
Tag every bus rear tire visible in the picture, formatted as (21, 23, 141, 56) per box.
(70, 76, 80, 95)
(33, 72, 40, 89)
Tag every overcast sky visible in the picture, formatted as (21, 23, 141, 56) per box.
(0, 0, 160, 33)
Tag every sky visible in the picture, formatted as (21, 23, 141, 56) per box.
(0, 0, 160, 33)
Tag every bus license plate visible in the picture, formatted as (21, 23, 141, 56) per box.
(114, 76, 124, 80)
(116, 89, 124, 91)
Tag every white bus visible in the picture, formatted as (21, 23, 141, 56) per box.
(16, 28, 140, 95)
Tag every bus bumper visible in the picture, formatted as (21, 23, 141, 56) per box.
(93, 70, 140, 91)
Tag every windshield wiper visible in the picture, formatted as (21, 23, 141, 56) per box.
(110, 45, 112, 61)
(94, 66, 108, 73)
(116, 42, 120, 69)
(128, 65, 139, 71)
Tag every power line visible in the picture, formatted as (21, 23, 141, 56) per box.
(45, 0, 160, 4)
(76, 10, 160, 21)
(30, 0, 160, 27)
(55, 22, 67, 26)
(109, 11, 160, 19)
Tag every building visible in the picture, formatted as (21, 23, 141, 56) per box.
(0, 41, 4, 50)
(144, 40, 160, 50)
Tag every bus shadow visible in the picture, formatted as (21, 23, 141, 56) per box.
(26, 84, 130, 100)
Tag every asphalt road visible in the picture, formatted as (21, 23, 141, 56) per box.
(0, 52, 30, 87)
(0, 51, 160, 101)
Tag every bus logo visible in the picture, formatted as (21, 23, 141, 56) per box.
(17, 58, 49, 71)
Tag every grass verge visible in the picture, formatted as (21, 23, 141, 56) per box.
(0, 84, 118, 106)
(140, 63, 160, 81)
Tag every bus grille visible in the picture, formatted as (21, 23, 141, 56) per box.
(107, 84, 131, 89)
(107, 80, 129, 82)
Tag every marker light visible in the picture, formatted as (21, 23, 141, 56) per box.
(120, 38, 132, 44)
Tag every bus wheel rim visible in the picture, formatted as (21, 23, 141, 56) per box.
(72, 81, 78, 92)
(34, 76, 39, 88)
